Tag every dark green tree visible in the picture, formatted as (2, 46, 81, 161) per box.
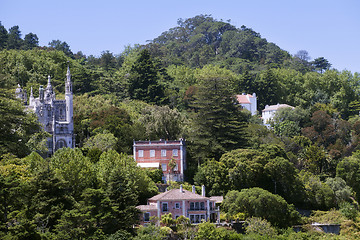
(7, 25, 23, 49)
(0, 22, 8, 49)
(312, 57, 331, 73)
(189, 65, 249, 161)
(48, 40, 73, 57)
(128, 49, 165, 104)
(23, 33, 39, 50)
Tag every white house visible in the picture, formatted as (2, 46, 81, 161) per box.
(262, 103, 295, 127)
(236, 93, 257, 116)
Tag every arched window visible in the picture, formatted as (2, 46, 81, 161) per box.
(56, 139, 67, 150)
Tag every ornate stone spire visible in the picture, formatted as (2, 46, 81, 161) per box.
(45, 75, 55, 101)
(65, 66, 72, 94)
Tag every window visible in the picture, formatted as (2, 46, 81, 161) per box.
(189, 214, 206, 224)
(190, 202, 194, 210)
(200, 202, 205, 210)
(162, 203, 168, 212)
(195, 202, 199, 210)
(175, 202, 180, 209)
(172, 149, 178, 156)
(161, 149, 166, 157)
(138, 150, 144, 157)
(161, 164, 167, 172)
(150, 150, 155, 157)
(144, 212, 150, 222)
(175, 215, 179, 219)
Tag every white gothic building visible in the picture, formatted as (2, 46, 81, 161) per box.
(15, 66, 74, 156)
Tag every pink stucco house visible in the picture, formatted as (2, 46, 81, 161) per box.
(133, 139, 186, 182)
(136, 185, 222, 225)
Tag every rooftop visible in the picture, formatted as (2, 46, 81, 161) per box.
(262, 104, 294, 112)
(148, 188, 208, 201)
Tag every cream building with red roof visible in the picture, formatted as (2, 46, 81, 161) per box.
(236, 93, 257, 116)
(136, 185, 221, 225)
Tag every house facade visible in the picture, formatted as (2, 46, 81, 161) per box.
(236, 93, 257, 116)
(262, 103, 295, 127)
(15, 67, 74, 156)
(136, 185, 221, 225)
(133, 139, 186, 182)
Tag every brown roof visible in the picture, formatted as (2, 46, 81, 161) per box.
(149, 189, 209, 201)
(136, 204, 158, 211)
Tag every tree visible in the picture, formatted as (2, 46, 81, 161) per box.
(222, 188, 300, 228)
(139, 105, 186, 140)
(0, 22, 8, 49)
(312, 57, 331, 73)
(100, 50, 116, 71)
(83, 130, 118, 152)
(188, 65, 249, 161)
(23, 33, 39, 50)
(336, 153, 360, 201)
(128, 49, 165, 104)
(7, 25, 22, 49)
(0, 87, 42, 158)
(49, 148, 95, 200)
(244, 217, 277, 237)
(48, 40, 73, 57)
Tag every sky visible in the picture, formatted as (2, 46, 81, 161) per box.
(1, 0, 359, 73)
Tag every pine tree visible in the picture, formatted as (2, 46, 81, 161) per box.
(189, 66, 249, 162)
(128, 49, 165, 104)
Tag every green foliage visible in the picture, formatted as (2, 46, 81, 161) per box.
(245, 217, 277, 237)
(128, 49, 166, 105)
(49, 148, 95, 199)
(222, 188, 301, 228)
(188, 65, 249, 161)
(0, 87, 42, 158)
(83, 130, 118, 151)
(138, 105, 186, 140)
(134, 224, 168, 240)
(195, 221, 240, 240)
(337, 153, 360, 201)
(195, 146, 304, 204)
(299, 171, 336, 210)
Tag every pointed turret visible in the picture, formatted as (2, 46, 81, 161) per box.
(45, 75, 55, 102)
(29, 86, 34, 106)
(65, 66, 72, 94)
(65, 66, 73, 126)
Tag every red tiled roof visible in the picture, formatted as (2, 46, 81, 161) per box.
(149, 189, 209, 201)
(236, 94, 252, 104)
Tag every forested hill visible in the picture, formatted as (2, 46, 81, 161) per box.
(147, 15, 290, 71)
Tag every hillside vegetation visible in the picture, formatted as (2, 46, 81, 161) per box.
(1, 15, 360, 239)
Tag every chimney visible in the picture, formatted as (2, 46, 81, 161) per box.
(201, 185, 205, 197)
(192, 185, 196, 194)
(180, 184, 183, 193)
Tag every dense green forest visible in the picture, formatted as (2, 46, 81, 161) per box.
(2, 15, 360, 239)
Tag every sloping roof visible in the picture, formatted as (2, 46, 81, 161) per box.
(148, 189, 209, 201)
(136, 204, 158, 211)
(236, 94, 252, 104)
(262, 104, 294, 112)
(209, 196, 223, 203)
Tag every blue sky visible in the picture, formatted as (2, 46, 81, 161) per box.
(1, 0, 359, 73)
